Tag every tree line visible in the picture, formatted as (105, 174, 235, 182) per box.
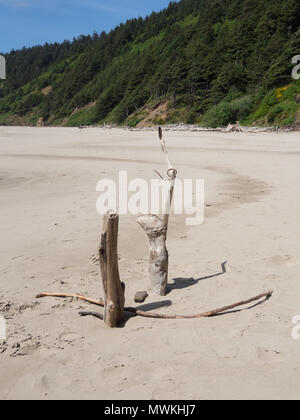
(0, 0, 299, 127)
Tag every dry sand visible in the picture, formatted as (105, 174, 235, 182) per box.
(0, 126, 300, 400)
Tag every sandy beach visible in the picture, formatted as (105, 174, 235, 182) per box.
(0, 126, 300, 400)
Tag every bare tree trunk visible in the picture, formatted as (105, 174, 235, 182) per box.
(99, 211, 125, 327)
(138, 128, 177, 296)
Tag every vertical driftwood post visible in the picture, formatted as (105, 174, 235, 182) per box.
(137, 214, 169, 295)
(137, 128, 177, 296)
(99, 211, 125, 328)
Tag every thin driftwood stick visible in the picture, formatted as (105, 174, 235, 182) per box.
(99, 211, 125, 328)
(137, 127, 177, 296)
(36, 292, 104, 306)
(159, 126, 177, 240)
(37, 290, 273, 320)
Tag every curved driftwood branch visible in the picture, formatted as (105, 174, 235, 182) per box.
(37, 290, 273, 320)
(138, 127, 177, 296)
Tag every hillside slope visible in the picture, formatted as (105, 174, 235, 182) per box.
(0, 0, 300, 128)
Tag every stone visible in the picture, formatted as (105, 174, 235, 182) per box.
(134, 291, 148, 304)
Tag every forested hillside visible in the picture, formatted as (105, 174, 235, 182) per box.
(1, 0, 300, 128)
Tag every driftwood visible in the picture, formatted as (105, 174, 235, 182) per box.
(36, 292, 104, 306)
(99, 211, 125, 327)
(36, 129, 274, 325)
(137, 127, 177, 296)
(226, 121, 245, 133)
(37, 290, 273, 320)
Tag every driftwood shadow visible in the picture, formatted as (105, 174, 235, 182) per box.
(121, 299, 173, 325)
(134, 300, 172, 312)
(168, 261, 228, 294)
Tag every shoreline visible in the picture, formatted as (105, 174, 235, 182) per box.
(0, 123, 297, 134)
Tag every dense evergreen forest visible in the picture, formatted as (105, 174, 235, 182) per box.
(0, 0, 300, 128)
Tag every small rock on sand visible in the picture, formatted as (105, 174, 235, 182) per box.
(134, 291, 148, 304)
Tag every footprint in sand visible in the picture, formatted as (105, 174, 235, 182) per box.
(58, 331, 83, 344)
(90, 255, 100, 265)
(268, 255, 300, 268)
(10, 340, 41, 357)
(256, 347, 283, 362)
(264, 273, 280, 281)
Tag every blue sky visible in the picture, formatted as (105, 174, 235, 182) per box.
(0, 0, 177, 53)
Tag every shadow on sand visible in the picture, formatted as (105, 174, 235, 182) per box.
(167, 261, 228, 294)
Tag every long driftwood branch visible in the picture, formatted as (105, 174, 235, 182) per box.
(37, 290, 273, 320)
(137, 127, 177, 296)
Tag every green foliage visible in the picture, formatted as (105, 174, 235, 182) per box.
(201, 95, 253, 127)
(66, 106, 96, 127)
(127, 110, 149, 127)
(201, 101, 233, 128)
(16, 92, 44, 116)
(0, 0, 299, 127)
(230, 96, 254, 120)
(245, 80, 300, 126)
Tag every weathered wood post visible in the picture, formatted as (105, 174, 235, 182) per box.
(137, 128, 177, 296)
(137, 214, 169, 295)
(99, 211, 125, 328)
